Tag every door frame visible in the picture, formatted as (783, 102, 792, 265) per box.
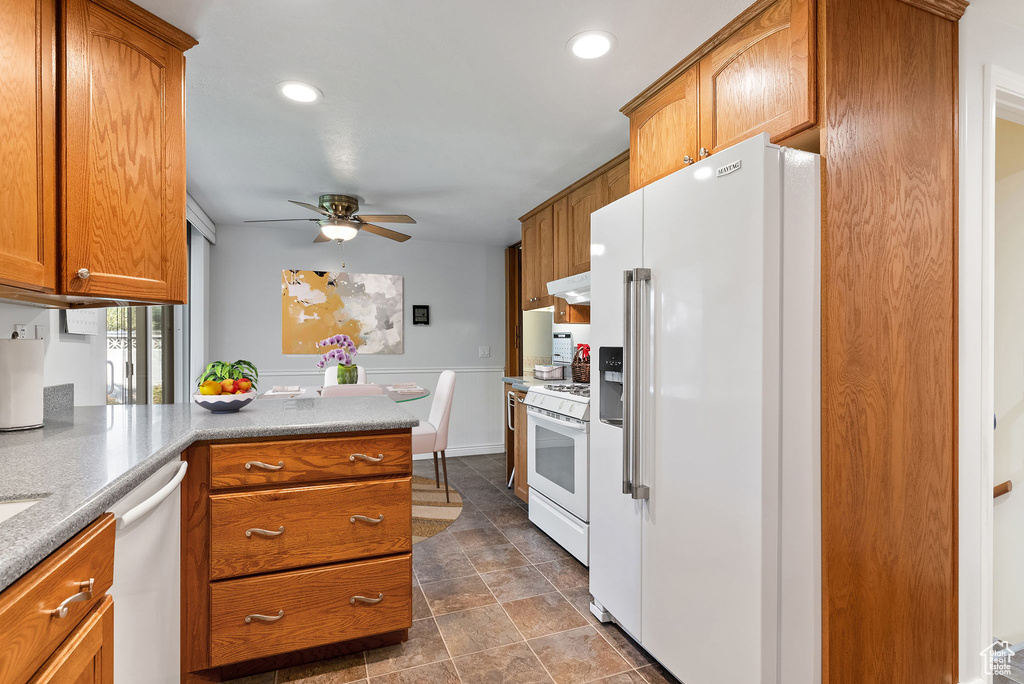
(963, 63, 1024, 684)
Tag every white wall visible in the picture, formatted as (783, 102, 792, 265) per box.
(0, 304, 106, 406)
(993, 165, 1024, 644)
(960, 2, 1024, 679)
(207, 224, 506, 456)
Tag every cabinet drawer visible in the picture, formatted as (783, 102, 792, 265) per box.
(210, 478, 411, 579)
(209, 432, 411, 489)
(209, 554, 412, 667)
(0, 514, 115, 684)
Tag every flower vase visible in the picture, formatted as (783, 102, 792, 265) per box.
(337, 364, 358, 385)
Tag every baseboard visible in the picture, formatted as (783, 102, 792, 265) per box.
(412, 443, 504, 459)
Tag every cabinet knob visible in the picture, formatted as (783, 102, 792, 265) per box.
(76, 268, 90, 279)
(699, 147, 709, 157)
(683, 156, 694, 165)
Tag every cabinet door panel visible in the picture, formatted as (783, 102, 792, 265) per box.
(629, 68, 699, 190)
(0, 0, 56, 292)
(568, 178, 602, 276)
(698, 0, 814, 154)
(522, 207, 553, 309)
(63, 0, 187, 303)
(603, 159, 630, 204)
(513, 391, 529, 502)
(552, 197, 570, 281)
(521, 215, 538, 307)
(28, 596, 114, 684)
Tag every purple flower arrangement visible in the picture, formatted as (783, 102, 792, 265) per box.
(315, 334, 359, 369)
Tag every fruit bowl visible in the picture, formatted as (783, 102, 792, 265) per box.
(193, 390, 257, 414)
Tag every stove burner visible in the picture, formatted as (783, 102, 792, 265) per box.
(544, 384, 590, 398)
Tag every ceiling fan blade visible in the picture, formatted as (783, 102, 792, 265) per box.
(360, 223, 411, 242)
(313, 231, 332, 243)
(244, 218, 319, 223)
(288, 200, 331, 216)
(354, 214, 416, 224)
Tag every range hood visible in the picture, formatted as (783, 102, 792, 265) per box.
(547, 271, 591, 305)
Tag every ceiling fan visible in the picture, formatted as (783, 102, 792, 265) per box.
(245, 194, 416, 243)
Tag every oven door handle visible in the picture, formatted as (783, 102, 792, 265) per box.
(507, 391, 516, 431)
(527, 409, 588, 432)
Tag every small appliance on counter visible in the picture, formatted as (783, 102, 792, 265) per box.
(0, 337, 44, 431)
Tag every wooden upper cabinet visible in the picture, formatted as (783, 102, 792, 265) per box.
(567, 176, 602, 276)
(0, 0, 57, 292)
(521, 206, 553, 309)
(698, 0, 814, 154)
(604, 159, 630, 204)
(629, 67, 699, 190)
(62, 0, 194, 303)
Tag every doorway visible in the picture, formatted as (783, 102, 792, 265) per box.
(105, 306, 176, 405)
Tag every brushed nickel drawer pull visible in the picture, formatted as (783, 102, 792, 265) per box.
(245, 460, 284, 471)
(245, 610, 284, 623)
(245, 526, 285, 538)
(350, 593, 384, 605)
(350, 514, 385, 524)
(349, 453, 384, 463)
(50, 578, 94, 619)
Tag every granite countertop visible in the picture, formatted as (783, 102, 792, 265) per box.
(0, 396, 419, 592)
(502, 375, 577, 392)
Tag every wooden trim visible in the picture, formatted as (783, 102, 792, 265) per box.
(620, 0, 778, 116)
(504, 246, 523, 377)
(895, 0, 968, 21)
(89, 0, 197, 50)
(518, 150, 629, 222)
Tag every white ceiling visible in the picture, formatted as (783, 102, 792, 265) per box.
(135, 0, 750, 245)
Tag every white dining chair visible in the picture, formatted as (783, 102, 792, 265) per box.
(323, 365, 367, 386)
(411, 370, 456, 502)
(321, 383, 385, 397)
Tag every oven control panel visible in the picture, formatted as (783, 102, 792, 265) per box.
(524, 391, 590, 421)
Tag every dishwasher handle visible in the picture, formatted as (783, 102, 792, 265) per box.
(117, 461, 188, 531)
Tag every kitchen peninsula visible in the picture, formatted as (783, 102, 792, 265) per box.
(0, 397, 418, 683)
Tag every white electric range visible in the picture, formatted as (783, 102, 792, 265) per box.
(524, 383, 590, 565)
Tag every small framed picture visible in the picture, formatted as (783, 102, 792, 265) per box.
(413, 305, 430, 326)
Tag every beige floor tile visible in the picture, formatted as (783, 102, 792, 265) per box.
(452, 642, 553, 684)
(528, 626, 631, 684)
(557, 586, 599, 624)
(451, 526, 510, 551)
(411, 585, 431, 620)
(367, 660, 460, 684)
(434, 603, 523, 657)
(482, 505, 531, 527)
(364, 618, 450, 677)
(636, 663, 681, 684)
(465, 543, 531, 573)
(420, 574, 497, 615)
(595, 623, 654, 668)
(481, 566, 556, 603)
(501, 592, 589, 640)
(501, 525, 572, 563)
(590, 671, 648, 684)
(535, 558, 589, 591)
(277, 652, 367, 683)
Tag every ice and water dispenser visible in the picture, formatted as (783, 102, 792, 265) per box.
(598, 347, 623, 426)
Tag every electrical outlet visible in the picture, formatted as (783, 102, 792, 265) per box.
(478, 346, 491, 358)
(35, 325, 47, 341)
(13, 325, 27, 339)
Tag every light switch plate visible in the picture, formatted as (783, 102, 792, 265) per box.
(478, 346, 491, 358)
(35, 325, 47, 341)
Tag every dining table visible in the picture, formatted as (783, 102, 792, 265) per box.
(260, 384, 431, 403)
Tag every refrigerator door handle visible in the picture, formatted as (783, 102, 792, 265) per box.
(631, 268, 651, 500)
(622, 269, 634, 495)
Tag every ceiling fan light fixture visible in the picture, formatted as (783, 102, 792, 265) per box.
(277, 80, 323, 103)
(318, 218, 360, 241)
(567, 31, 616, 59)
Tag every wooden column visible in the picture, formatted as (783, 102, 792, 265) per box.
(820, 0, 964, 681)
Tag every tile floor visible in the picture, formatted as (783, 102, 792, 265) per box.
(224, 453, 680, 684)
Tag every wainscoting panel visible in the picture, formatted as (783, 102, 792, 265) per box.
(260, 366, 505, 458)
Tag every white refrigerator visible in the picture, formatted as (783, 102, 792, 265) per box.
(589, 134, 821, 684)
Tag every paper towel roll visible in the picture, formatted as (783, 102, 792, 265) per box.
(0, 339, 44, 430)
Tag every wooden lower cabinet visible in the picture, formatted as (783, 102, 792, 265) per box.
(28, 595, 114, 684)
(513, 390, 529, 502)
(183, 430, 414, 681)
(209, 555, 412, 667)
(0, 514, 115, 684)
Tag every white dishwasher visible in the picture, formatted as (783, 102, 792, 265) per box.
(108, 458, 187, 684)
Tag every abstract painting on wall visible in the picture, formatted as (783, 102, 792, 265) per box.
(282, 270, 404, 354)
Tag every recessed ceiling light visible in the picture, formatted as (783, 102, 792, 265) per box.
(277, 81, 323, 103)
(567, 31, 616, 59)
